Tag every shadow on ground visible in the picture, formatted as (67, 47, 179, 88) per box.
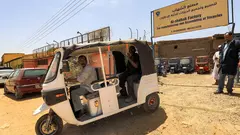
(223, 93, 240, 98)
(3, 92, 41, 101)
(161, 83, 217, 88)
(62, 107, 167, 135)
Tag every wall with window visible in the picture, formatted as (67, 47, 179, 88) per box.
(3, 57, 24, 69)
(36, 57, 53, 69)
(9, 57, 23, 69)
(23, 59, 37, 68)
(212, 34, 225, 50)
(1, 53, 24, 64)
(22, 56, 53, 69)
(156, 37, 213, 59)
(37, 59, 48, 65)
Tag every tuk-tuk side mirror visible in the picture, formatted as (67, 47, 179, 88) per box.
(60, 60, 70, 74)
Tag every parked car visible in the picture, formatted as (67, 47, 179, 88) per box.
(0, 69, 14, 85)
(0, 66, 13, 70)
(4, 68, 47, 99)
(196, 56, 210, 74)
(168, 57, 181, 74)
(180, 56, 195, 74)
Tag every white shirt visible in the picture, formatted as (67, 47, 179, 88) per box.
(223, 43, 229, 60)
(77, 65, 97, 86)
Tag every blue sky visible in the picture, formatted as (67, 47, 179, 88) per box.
(0, 0, 239, 58)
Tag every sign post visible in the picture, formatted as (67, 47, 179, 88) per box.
(150, 0, 234, 58)
(150, 11, 154, 57)
(153, 0, 230, 38)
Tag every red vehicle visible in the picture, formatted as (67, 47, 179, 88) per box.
(4, 68, 47, 99)
(195, 56, 210, 74)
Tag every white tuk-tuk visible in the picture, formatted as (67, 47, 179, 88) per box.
(34, 39, 160, 135)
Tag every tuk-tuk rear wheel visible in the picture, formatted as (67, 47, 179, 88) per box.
(35, 114, 63, 135)
(143, 93, 160, 113)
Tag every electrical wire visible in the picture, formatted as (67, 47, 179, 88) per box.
(22, 0, 95, 51)
(20, 0, 79, 48)
(21, 0, 86, 49)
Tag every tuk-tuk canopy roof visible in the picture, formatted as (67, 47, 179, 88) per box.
(65, 39, 149, 50)
(169, 57, 180, 60)
(181, 56, 193, 59)
(62, 39, 155, 76)
(196, 55, 209, 58)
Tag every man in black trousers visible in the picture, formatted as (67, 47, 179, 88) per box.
(214, 32, 240, 95)
(119, 46, 141, 102)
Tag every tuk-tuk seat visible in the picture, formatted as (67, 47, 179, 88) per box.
(69, 84, 95, 94)
(133, 75, 141, 97)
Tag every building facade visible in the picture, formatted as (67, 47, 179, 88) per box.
(1, 53, 25, 67)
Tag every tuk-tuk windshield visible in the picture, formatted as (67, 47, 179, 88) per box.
(197, 57, 208, 63)
(160, 59, 167, 64)
(169, 59, 179, 64)
(44, 52, 61, 83)
(154, 59, 160, 65)
(180, 59, 190, 64)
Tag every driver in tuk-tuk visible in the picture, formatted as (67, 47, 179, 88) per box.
(119, 46, 142, 103)
(68, 55, 97, 114)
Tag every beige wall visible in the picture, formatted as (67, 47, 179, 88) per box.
(212, 34, 225, 50)
(9, 58, 23, 69)
(154, 35, 226, 69)
(2, 53, 25, 64)
(156, 37, 213, 59)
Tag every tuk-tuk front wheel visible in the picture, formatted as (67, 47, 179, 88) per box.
(35, 114, 63, 135)
(143, 93, 160, 113)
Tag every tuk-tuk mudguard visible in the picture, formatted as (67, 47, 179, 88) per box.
(33, 103, 50, 116)
(42, 88, 67, 106)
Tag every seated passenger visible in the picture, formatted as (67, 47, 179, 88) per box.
(71, 55, 97, 114)
(119, 46, 141, 103)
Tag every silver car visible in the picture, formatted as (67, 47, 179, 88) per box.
(0, 69, 14, 85)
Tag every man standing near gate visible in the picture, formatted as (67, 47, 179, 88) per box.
(214, 32, 240, 96)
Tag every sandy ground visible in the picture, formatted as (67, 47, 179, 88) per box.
(0, 73, 240, 135)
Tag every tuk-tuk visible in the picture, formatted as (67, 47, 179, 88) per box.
(180, 56, 195, 74)
(195, 56, 210, 74)
(154, 58, 167, 77)
(168, 57, 181, 74)
(33, 40, 160, 135)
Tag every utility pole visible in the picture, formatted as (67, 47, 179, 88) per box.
(143, 30, 146, 40)
(53, 40, 59, 48)
(136, 29, 139, 40)
(77, 31, 84, 44)
(128, 27, 133, 39)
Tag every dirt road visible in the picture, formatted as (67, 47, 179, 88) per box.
(0, 74, 240, 135)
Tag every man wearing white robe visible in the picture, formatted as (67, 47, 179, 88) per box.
(212, 45, 221, 85)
